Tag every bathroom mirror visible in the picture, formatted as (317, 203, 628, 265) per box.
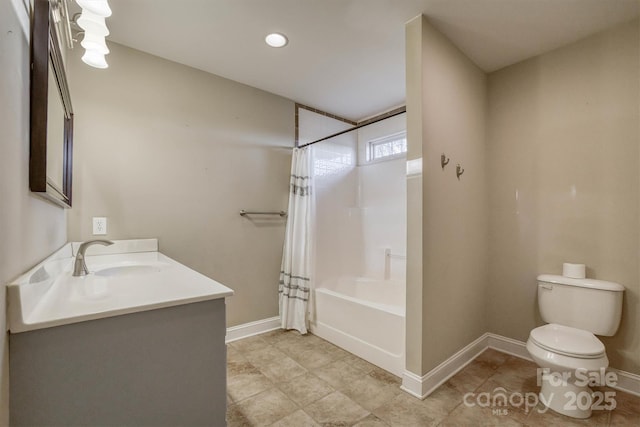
(30, 0, 74, 208)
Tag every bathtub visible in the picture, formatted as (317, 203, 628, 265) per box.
(310, 276, 405, 376)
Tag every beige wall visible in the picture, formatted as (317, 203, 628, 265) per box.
(405, 16, 425, 374)
(67, 42, 294, 327)
(487, 19, 640, 374)
(406, 16, 489, 375)
(0, 0, 68, 422)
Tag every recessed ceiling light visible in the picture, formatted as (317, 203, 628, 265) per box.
(265, 33, 288, 48)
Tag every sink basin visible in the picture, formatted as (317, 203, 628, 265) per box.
(6, 239, 234, 333)
(94, 264, 165, 277)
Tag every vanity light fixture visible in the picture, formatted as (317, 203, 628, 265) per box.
(265, 32, 288, 48)
(80, 32, 109, 54)
(75, 0, 112, 68)
(76, 0, 112, 17)
(77, 10, 109, 36)
(81, 49, 108, 69)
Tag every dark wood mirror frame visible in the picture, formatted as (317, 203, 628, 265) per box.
(30, 0, 74, 208)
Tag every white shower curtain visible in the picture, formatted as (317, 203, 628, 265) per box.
(279, 147, 314, 334)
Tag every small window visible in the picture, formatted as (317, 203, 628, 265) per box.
(367, 131, 407, 162)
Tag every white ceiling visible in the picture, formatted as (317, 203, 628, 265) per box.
(100, 0, 638, 121)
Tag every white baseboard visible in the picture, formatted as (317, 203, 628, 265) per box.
(401, 332, 640, 399)
(609, 368, 640, 397)
(225, 316, 280, 343)
(401, 333, 488, 399)
(400, 370, 427, 399)
(486, 333, 532, 361)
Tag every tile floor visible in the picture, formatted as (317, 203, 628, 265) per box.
(226, 330, 640, 426)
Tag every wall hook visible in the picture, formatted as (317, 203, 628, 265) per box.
(441, 154, 450, 170)
(456, 164, 464, 180)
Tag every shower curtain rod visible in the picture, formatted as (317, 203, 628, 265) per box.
(297, 106, 406, 148)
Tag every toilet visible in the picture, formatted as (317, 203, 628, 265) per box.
(526, 273, 624, 419)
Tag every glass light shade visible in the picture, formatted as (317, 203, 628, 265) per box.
(265, 33, 288, 48)
(76, 0, 112, 17)
(77, 10, 109, 37)
(81, 33, 109, 54)
(82, 49, 108, 69)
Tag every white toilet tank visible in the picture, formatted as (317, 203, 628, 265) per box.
(537, 274, 624, 336)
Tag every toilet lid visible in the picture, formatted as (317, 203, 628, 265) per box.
(530, 324, 605, 358)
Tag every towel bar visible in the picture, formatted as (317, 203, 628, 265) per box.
(239, 210, 287, 217)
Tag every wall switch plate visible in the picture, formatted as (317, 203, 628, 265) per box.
(92, 217, 107, 235)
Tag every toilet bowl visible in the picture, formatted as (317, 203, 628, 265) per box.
(527, 273, 624, 419)
(526, 324, 608, 418)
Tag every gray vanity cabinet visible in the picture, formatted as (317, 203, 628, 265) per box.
(9, 299, 227, 426)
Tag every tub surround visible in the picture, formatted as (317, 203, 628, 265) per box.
(307, 102, 408, 377)
(7, 239, 234, 333)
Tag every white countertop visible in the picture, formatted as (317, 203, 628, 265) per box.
(7, 239, 234, 333)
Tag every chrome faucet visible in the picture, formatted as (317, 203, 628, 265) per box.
(73, 239, 114, 277)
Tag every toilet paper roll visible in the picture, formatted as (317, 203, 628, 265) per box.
(563, 263, 586, 279)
